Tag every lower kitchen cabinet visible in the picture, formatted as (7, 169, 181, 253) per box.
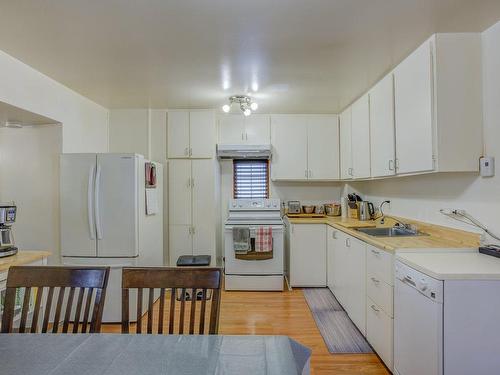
(289, 224, 326, 287)
(367, 296, 394, 371)
(344, 236, 367, 336)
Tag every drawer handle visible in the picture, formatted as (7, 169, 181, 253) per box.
(371, 304, 380, 313)
(370, 277, 380, 284)
(371, 248, 380, 255)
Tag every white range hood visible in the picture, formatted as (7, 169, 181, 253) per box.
(216, 144, 272, 160)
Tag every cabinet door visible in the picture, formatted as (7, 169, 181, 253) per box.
(168, 160, 192, 225)
(332, 231, 349, 307)
(245, 114, 270, 144)
(370, 74, 396, 177)
(394, 39, 435, 174)
(351, 94, 371, 179)
(339, 108, 353, 180)
(190, 111, 215, 158)
(167, 111, 190, 158)
(270, 115, 308, 180)
(346, 236, 367, 335)
(307, 115, 340, 180)
(169, 225, 193, 265)
(219, 115, 245, 145)
(191, 160, 215, 263)
(326, 227, 338, 292)
(290, 224, 326, 287)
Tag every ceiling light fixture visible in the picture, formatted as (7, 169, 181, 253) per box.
(222, 95, 258, 116)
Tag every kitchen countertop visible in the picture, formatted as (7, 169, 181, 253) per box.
(285, 215, 480, 253)
(0, 250, 51, 272)
(396, 251, 500, 280)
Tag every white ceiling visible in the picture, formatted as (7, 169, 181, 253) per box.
(0, 1, 499, 113)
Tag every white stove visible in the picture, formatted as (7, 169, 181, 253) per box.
(224, 199, 284, 291)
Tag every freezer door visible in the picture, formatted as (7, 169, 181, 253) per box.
(96, 154, 139, 257)
(60, 154, 98, 257)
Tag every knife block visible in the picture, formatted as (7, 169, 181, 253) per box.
(348, 203, 360, 219)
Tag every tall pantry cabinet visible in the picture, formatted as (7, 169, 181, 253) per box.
(167, 110, 218, 266)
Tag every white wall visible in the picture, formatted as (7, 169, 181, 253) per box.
(0, 125, 62, 263)
(352, 20, 500, 240)
(0, 49, 108, 152)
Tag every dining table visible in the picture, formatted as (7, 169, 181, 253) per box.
(0, 334, 311, 375)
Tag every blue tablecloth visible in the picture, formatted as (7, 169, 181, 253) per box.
(0, 334, 311, 375)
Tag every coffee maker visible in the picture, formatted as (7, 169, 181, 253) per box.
(0, 204, 18, 257)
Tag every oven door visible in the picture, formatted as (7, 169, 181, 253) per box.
(224, 225, 284, 275)
(0, 228, 13, 249)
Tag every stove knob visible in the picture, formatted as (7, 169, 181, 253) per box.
(418, 279, 428, 292)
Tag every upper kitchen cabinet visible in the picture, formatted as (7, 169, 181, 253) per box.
(394, 34, 482, 175)
(369, 74, 396, 177)
(350, 94, 371, 179)
(271, 115, 308, 180)
(218, 114, 270, 145)
(271, 115, 339, 180)
(307, 115, 339, 180)
(167, 110, 215, 159)
(339, 107, 353, 180)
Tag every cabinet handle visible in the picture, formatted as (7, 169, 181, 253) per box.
(389, 160, 394, 171)
(191, 177, 194, 187)
(345, 238, 351, 247)
(192, 226, 195, 235)
(242, 132, 245, 141)
(189, 148, 193, 156)
(371, 277, 380, 284)
(370, 304, 380, 313)
(395, 158, 400, 171)
(348, 167, 353, 176)
(184, 147, 189, 156)
(245, 132, 248, 141)
(371, 248, 380, 255)
(188, 227, 192, 235)
(332, 231, 337, 239)
(308, 170, 312, 178)
(305, 170, 308, 178)
(187, 178, 191, 188)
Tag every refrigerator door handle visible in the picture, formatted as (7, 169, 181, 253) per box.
(94, 164, 103, 240)
(87, 165, 96, 240)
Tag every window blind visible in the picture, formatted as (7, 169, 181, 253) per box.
(233, 159, 269, 199)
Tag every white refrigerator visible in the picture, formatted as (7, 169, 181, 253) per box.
(60, 153, 163, 322)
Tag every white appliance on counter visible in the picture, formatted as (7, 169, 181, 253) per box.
(394, 254, 500, 375)
(224, 198, 284, 291)
(60, 153, 163, 322)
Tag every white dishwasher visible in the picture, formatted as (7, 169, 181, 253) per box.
(394, 261, 443, 375)
(395, 254, 500, 375)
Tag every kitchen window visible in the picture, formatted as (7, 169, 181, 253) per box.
(233, 159, 269, 199)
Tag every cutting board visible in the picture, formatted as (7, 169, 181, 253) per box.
(335, 220, 377, 229)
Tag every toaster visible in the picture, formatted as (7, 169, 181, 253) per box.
(287, 201, 301, 214)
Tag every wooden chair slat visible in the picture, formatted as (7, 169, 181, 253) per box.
(147, 288, 154, 334)
(63, 287, 76, 333)
(136, 288, 143, 334)
(121, 288, 130, 334)
(52, 287, 66, 333)
(30, 287, 44, 333)
(158, 288, 165, 334)
(189, 288, 197, 334)
(90, 288, 105, 333)
(81, 288, 94, 333)
(1, 287, 18, 333)
(19, 287, 31, 333)
(199, 289, 207, 334)
(179, 288, 186, 334)
(121, 268, 222, 336)
(72, 287, 85, 333)
(169, 288, 176, 334)
(42, 287, 55, 333)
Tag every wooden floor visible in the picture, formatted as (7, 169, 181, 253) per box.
(101, 288, 389, 375)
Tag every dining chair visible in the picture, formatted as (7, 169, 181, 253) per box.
(1, 265, 110, 334)
(121, 267, 222, 335)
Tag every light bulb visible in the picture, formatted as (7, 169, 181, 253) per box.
(222, 104, 231, 113)
(243, 108, 252, 116)
(250, 102, 258, 111)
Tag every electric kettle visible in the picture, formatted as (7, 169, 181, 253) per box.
(359, 201, 375, 221)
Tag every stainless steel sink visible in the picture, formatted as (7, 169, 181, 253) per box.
(356, 227, 428, 237)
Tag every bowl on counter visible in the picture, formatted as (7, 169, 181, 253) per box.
(302, 205, 315, 214)
(325, 203, 341, 216)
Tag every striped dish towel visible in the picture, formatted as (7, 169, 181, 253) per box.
(255, 226, 273, 252)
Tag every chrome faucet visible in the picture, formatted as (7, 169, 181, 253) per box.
(378, 200, 391, 224)
(378, 200, 417, 232)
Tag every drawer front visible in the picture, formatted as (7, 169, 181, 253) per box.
(366, 244, 394, 285)
(366, 297, 393, 371)
(366, 274, 393, 317)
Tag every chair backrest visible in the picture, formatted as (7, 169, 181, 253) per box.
(121, 267, 222, 335)
(1, 266, 110, 334)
